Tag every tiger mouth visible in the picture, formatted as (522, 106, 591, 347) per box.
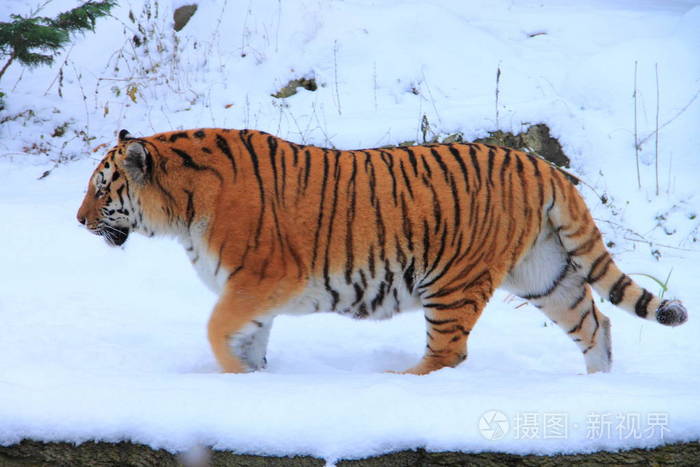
(99, 225, 130, 246)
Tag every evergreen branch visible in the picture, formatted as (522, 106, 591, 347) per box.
(0, 1, 115, 80)
(49, 1, 116, 32)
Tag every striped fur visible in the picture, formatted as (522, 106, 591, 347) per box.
(76, 128, 688, 375)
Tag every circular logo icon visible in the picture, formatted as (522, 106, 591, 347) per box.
(479, 410, 509, 440)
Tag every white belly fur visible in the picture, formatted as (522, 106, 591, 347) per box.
(180, 237, 421, 319)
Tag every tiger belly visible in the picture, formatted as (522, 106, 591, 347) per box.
(272, 273, 422, 319)
(181, 244, 420, 319)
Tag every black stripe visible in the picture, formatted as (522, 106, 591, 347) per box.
(522, 261, 570, 300)
(569, 287, 587, 310)
(369, 158, 387, 262)
(303, 149, 312, 193)
(487, 147, 495, 186)
(279, 146, 287, 201)
(635, 289, 652, 318)
(267, 136, 281, 201)
(357, 303, 368, 318)
(527, 153, 542, 177)
(425, 316, 457, 325)
(569, 233, 600, 257)
(400, 193, 414, 251)
(447, 174, 461, 234)
(183, 189, 195, 228)
(287, 234, 305, 280)
(587, 253, 612, 283)
(398, 160, 415, 200)
(116, 184, 125, 205)
(323, 151, 343, 309)
(430, 148, 450, 183)
(590, 305, 600, 338)
(420, 233, 464, 293)
(547, 175, 557, 214)
(370, 281, 387, 311)
(608, 274, 631, 305)
(516, 157, 524, 173)
(424, 266, 490, 304)
(394, 233, 407, 269)
(400, 147, 419, 176)
(419, 155, 432, 178)
(359, 269, 368, 289)
(468, 145, 482, 190)
(422, 219, 431, 271)
(215, 134, 237, 179)
(170, 148, 223, 183)
(448, 146, 471, 192)
(171, 148, 202, 170)
(403, 258, 416, 293)
(568, 305, 592, 334)
(238, 132, 266, 247)
(291, 143, 300, 166)
(352, 283, 364, 306)
(214, 242, 225, 275)
(169, 131, 189, 142)
(500, 149, 511, 186)
(310, 151, 330, 271)
(227, 266, 243, 282)
(373, 225, 385, 267)
(460, 270, 491, 294)
(424, 298, 476, 311)
(419, 225, 448, 288)
(345, 154, 358, 283)
(364, 152, 377, 202)
(379, 150, 399, 205)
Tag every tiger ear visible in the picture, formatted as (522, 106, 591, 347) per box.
(123, 141, 152, 184)
(118, 129, 134, 142)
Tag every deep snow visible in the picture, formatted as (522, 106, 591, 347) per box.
(1, 0, 699, 462)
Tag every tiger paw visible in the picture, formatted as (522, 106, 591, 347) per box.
(656, 300, 688, 327)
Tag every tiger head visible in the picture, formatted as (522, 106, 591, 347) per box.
(76, 129, 154, 246)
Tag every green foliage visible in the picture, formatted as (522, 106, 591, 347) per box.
(629, 268, 673, 299)
(0, 1, 115, 80)
(0, 16, 67, 69)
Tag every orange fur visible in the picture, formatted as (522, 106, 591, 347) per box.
(77, 128, 688, 374)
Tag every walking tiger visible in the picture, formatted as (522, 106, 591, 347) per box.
(77, 128, 688, 374)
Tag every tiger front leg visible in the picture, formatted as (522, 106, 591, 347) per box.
(227, 317, 274, 371)
(207, 271, 294, 373)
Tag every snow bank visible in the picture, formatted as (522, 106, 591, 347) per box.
(1, 0, 699, 462)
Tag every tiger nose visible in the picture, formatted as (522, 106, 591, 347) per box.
(77, 213, 86, 225)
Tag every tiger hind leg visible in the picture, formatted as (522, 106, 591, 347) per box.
(504, 225, 611, 373)
(533, 280, 612, 374)
(402, 266, 495, 375)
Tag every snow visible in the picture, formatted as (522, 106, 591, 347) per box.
(1, 0, 699, 463)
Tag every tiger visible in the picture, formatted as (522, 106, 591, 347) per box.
(77, 128, 688, 375)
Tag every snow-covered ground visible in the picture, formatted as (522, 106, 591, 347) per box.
(1, 0, 699, 463)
